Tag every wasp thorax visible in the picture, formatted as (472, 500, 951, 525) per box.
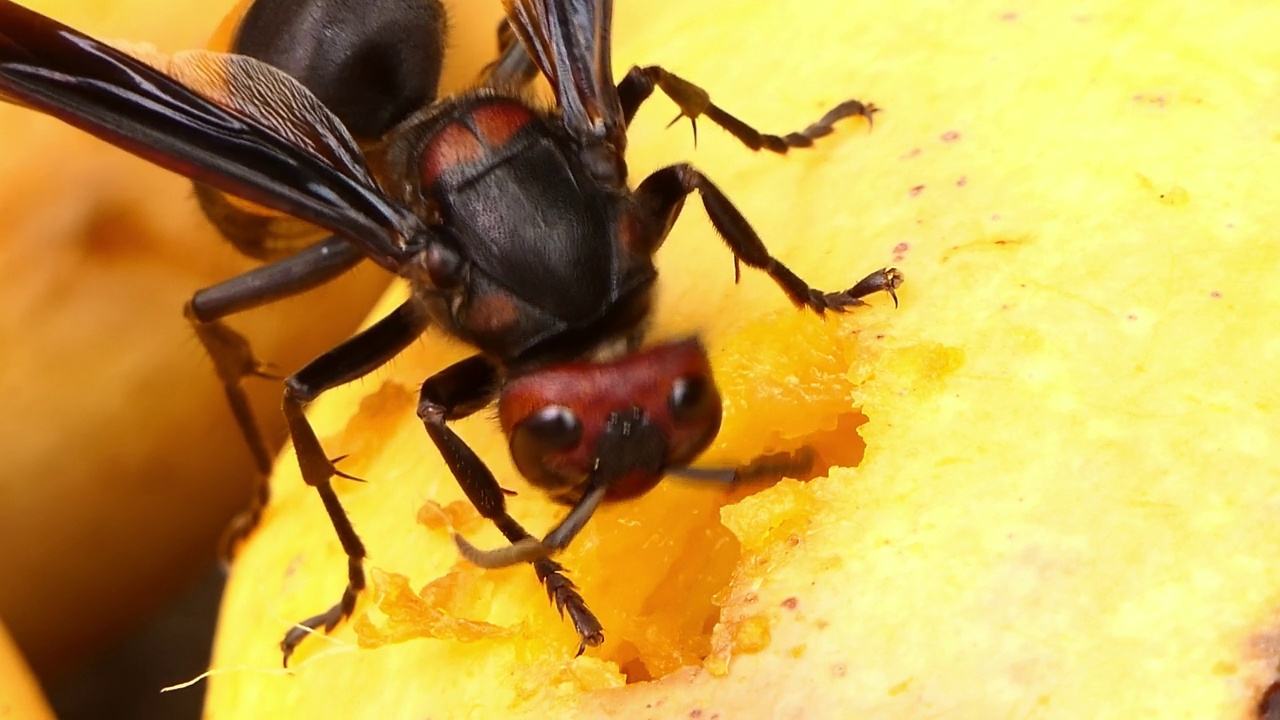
(581, 143, 627, 186)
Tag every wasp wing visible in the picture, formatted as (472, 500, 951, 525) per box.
(503, 0, 625, 152)
(0, 0, 418, 269)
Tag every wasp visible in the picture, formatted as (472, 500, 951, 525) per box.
(0, 0, 901, 664)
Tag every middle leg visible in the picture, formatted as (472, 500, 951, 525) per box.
(277, 298, 430, 666)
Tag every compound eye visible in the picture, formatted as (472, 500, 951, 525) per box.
(424, 241, 463, 290)
(669, 375, 717, 424)
(510, 405, 584, 488)
(520, 405, 583, 449)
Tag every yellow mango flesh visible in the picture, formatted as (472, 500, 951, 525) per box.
(190, 0, 1280, 717)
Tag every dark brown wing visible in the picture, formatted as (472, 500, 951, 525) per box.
(503, 0, 625, 154)
(0, 0, 420, 270)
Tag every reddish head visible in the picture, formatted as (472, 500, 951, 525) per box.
(498, 338, 723, 504)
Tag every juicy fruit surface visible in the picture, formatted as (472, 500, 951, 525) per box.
(208, 0, 1280, 718)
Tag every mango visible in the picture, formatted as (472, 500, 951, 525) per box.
(100, 0, 1280, 717)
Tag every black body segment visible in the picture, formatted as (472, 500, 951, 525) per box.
(235, 0, 446, 141)
(422, 101, 618, 322)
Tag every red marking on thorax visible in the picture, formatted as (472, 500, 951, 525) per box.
(419, 100, 536, 188)
(464, 289, 520, 338)
(420, 122, 484, 188)
(469, 101, 533, 148)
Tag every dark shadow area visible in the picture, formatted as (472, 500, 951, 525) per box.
(1261, 680, 1280, 720)
(46, 565, 222, 720)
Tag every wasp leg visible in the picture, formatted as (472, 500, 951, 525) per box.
(459, 405, 670, 568)
(479, 18, 540, 88)
(277, 299, 429, 667)
(617, 65, 877, 151)
(193, 184, 333, 263)
(418, 357, 606, 654)
(635, 164, 902, 314)
(186, 237, 366, 555)
(674, 447, 818, 484)
(454, 483, 608, 568)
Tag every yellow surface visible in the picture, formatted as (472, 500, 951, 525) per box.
(0, 0, 502, 675)
(0, 619, 53, 720)
(202, 0, 1280, 718)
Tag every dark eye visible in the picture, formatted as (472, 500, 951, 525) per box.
(424, 241, 463, 290)
(510, 405, 583, 489)
(518, 405, 583, 449)
(669, 375, 717, 424)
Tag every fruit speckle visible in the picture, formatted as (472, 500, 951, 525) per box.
(733, 615, 773, 654)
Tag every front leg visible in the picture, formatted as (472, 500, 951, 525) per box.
(617, 65, 877, 150)
(278, 299, 429, 666)
(635, 164, 902, 313)
(418, 357, 606, 654)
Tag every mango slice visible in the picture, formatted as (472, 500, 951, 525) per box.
(206, 0, 1280, 718)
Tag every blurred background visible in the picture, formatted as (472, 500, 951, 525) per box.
(0, 1, 506, 716)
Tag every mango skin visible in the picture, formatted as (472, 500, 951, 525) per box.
(203, 0, 1280, 718)
(0, 0, 502, 677)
